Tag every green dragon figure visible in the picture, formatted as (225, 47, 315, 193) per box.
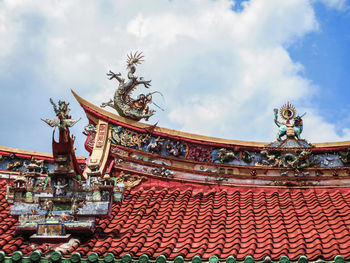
(339, 147, 350, 164)
(215, 148, 238, 163)
(259, 150, 281, 167)
(101, 52, 160, 121)
(284, 150, 320, 173)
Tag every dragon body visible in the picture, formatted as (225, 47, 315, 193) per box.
(101, 52, 157, 121)
(215, 148, 238, 163)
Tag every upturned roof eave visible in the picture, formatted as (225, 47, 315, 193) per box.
(72, 89, 350, 149)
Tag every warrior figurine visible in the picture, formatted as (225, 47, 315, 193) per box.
(274, 103, 306, 141)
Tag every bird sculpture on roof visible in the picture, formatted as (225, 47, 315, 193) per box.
(41, 98, 80, 130)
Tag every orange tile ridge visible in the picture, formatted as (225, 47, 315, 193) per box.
(71, 90, 267, 147)
(71, 90, 350, 148)
(0, 145, 85, 160)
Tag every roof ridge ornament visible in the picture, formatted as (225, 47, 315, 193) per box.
(41, 99, 81, 131)
(279, 102, 296, 122)
(101, 52, 162, 121)
(274, 102, 306, 141)
(268, 103, 311, 148)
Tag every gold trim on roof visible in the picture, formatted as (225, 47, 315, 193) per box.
(0, 145, 86, 160)
(0, 146, 53, 157)
(72, 90, 267, 147)
(71, 90, 350, 148)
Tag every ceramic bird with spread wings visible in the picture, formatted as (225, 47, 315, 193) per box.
(42, 98, 80, 130)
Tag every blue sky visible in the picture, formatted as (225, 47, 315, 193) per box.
(288, 2, 350, 135)
(0, 0, 349, 157)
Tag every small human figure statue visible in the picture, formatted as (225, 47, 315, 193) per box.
(71, 198, 78, 212)
(43, 198, 53, 218)
(128, 93, 153, 114)
(44, 175, 51, 189)
(27, 178, 34, 189)
(165, 140, 183, 157)
(54, 180, 67, 196)
(71, 198, 79, 220)
(61, 212, 68, 221)
(44, 225, 48, 236)
(26, 192, 33, 203)
(92, 186, 102, 201)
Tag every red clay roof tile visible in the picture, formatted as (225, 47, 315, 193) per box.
(2, 179, 350, 261)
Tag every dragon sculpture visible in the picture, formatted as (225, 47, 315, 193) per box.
(101, 52, 162, 121)
(285, 150, 320, 172)
(215, 148, 238, 163)
(339, 147, 350, 164)
(259, 150, 281, 167)
(257, 150, 319, 172)
(274, 102, 306, 141)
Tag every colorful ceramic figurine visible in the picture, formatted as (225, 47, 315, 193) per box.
(274, 102, 306, 140)
(101, 52, 163, 121)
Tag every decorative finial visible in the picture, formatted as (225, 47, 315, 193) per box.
(274, 103, 306, 141)
(279, 102, 296, 122)
(126, 51, 145, 67)
(41, 99, 81, 130)
(101, 52, 163, 121)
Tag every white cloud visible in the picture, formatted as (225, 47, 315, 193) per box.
(0, 0, 349, 154)
(317, 0, 348, 10)
(303, 109, 350, 142)
(0, 2, 22, 58)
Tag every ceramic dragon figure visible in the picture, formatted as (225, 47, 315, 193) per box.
(101, 52, 160, 121)
(215, 148, 238, 163)
(284, 150, 319, 171)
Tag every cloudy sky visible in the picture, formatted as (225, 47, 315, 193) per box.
(0, 0, 349, 156)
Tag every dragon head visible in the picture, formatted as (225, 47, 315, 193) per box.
(294, 112, 306, 126)
(294, 116, 302, 126)
(127, 51, 144, 68)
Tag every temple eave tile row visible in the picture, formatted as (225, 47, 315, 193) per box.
(0, 251, 347, 263)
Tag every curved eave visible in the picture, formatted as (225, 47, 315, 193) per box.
(72, 90, 350, 148)
(72, 90, 267, 147)
(0, 145, 86, 161)
(0, 146, 54, 159)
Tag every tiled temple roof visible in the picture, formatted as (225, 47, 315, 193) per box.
(2, 178, 350, 262)
(2, 93, 350, 263)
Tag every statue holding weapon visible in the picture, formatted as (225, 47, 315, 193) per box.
(274, 102, 306, 141)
